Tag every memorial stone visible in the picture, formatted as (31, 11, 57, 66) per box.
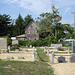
(58, 56, 65, 63)
(12, 40, 18, 45)
(70, 56, 75, 62)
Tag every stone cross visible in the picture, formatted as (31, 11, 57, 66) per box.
(33, 46, 35, 61)
(68, 47, 70, 54)
(51, 52, 54, 64)
(44, 47, 46, 52)
(47, 48, 49, 56)
(8, 45, 10, 52)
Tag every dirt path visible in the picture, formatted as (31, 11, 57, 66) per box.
(49, 53, 75, 75)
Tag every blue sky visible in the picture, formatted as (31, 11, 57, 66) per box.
(0, 0, 75, 25)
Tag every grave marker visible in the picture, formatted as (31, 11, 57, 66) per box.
(58, 56, 65, 63)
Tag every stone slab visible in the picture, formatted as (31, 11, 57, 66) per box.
(12, 40, 18, 45)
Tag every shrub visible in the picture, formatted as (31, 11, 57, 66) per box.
(58, 47, 64, 51)
(11, 44, 20, 50)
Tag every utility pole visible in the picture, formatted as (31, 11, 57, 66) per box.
(72, 12, 75, 27)
(72, 12, 75, 39)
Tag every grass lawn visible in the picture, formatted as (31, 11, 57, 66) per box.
(0, 48, 54, 75)
(0, 60, 53, 75)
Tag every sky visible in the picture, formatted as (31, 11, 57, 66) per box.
(0, 0, 75, 25)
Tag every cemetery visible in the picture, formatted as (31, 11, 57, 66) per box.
(0, 38, 36, 61)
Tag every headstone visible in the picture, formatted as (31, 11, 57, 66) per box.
(58, 56, 65, 63)
(0, 38, 7, 52)
(12, 40, 18, 45)
(18, 56, 24, 59)
(30, 45, 32, 48)
(7, 56, 14, 59)
(70, 56, 75, 62)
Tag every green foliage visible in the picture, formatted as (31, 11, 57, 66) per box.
(11, 44, 20, 50)
(7, 37, 12, 46)
(19, 35, 57, 47)
(15, 13, 24, 35)
(37, 48, 49, 62)
(0, 14, 11, 36)
(23, 14, 34, 28)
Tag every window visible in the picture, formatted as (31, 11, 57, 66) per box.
(31, 24, 33, 28)
(28, 30, 30, 34)
(35, 31, 37, 34)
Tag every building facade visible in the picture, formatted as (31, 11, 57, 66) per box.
(25, 21, 39, 41)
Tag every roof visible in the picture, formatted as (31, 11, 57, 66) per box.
(16, 34, 25, 38)
(25, 21, 39, 31)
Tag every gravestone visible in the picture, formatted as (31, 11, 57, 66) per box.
(12, 40, 18, 45)
(72, 41, 75, 53)
(70, 56, 75, 62)
(58, 56, 65, 63)
(0, 38, 7, 52)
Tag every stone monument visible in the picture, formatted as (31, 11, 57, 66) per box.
(0, 38, 7, 52)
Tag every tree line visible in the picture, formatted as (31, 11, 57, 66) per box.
(0, 5, 74, 40)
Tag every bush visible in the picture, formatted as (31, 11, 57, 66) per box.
(11, 44, 20, 50)
(58, 47, 64, 51)
(18, 35, 57, 47)
(7, 37, 12, 46)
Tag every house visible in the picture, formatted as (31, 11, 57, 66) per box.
(25, 21, 39, 41)
(16, 34, 25, 40)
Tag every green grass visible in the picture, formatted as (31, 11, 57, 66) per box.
(0, 60, 54, 75)
(36, 48, 49, 62)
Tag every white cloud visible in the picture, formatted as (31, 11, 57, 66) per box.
(4, 0, 52, 14)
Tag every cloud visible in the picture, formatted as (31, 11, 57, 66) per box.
(4, 0, 52, 14)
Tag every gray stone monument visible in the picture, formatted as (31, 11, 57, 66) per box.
(0, 38, 7, 52)
(58, 56, 65, 63)
(12, 40, 18, 45)
(70, 56, 75, 62)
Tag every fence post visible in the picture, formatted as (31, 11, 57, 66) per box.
(51, 52, 54, 64)
(47, 48, 49, 56)
(68, 47, 70, 54)
(33, 46, 35, 61)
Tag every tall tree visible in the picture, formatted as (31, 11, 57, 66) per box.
(23, 14, 34, 27)
(15, 13, 24, 35)
(0, 14, 11, 36)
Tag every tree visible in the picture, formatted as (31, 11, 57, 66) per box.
(15, 13, 24, 35)
(36, 5, 61, 39)
(23, 14, 34, 28)
(0, 14, 11, 36)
